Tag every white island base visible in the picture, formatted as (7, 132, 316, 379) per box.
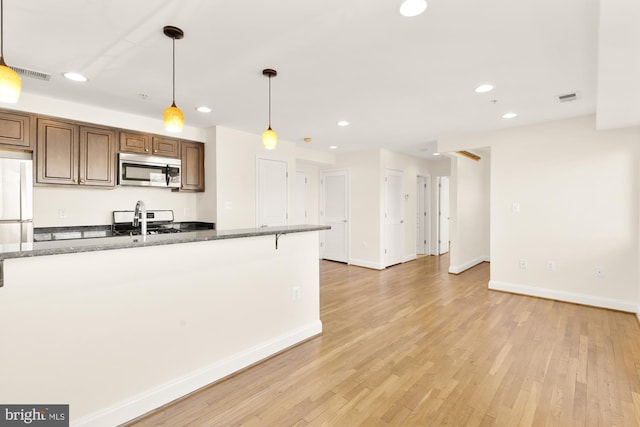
(0, 230, 322, 426)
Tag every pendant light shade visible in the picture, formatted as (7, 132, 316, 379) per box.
(0, 0, 21, 103)
(163, 102, 184, 133)
(163, 26, 184, 133)
(262, 127, 277, 150)
(262, 68, 277, 150)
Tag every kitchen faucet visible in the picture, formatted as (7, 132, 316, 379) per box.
(133, 200, 147, 237)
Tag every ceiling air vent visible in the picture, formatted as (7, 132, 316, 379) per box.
(9, 66, 51, 82)
(556, 92, 578, 103)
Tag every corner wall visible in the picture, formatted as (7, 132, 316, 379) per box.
(440, 115, 640, 311)
(448, 151, 491, 273)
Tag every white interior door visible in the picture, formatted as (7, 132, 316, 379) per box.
(257, 158, 288, 227)
(416, 176, 429, 255)
(385, 169, 403, 267)
(438, 176, 450, 254)
(293, 171, 307, 224)
(321, 170, 349, 263)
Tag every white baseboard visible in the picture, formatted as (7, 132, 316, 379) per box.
(449, 255, 490, 274)
(403, 254, 417, 263)
(349, 258, 385, 270)
(73, 321, 323, 427)
(489, 280, 638, 313)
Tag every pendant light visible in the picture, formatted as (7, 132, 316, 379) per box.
(163, 25, 184, 133)
(0, 0, 21, 103)
(262, 68, 277, 150)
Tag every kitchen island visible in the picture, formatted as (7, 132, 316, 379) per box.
(0, 225, 328, 427)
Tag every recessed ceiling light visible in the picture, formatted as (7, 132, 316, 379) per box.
(433, 152, 440, 156)
(63, 72, 87, 82)
(400, 0, 428, 17)
(502, 112, 518, 119)
(329, 146, 337, 150)
(474, 84, 494, 93)
(337, 121, 349, 127)
(196, 106, 212, 113)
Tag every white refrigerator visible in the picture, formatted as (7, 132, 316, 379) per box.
(0, 151, 33, 245)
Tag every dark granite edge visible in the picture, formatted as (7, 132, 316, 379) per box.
(0, 225, 330, 261)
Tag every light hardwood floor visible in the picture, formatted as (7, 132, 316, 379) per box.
(125, 255, 640, 426)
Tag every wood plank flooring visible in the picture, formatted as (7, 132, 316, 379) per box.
(125, 255, 640, 426)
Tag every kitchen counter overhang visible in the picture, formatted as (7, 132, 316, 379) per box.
(0, 224, 328, 426)
(0, 224, 329, 286)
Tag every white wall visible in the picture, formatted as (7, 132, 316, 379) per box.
(195, 127, 217, 223)
(214, 126, 298, 229)
(12, 92, 206, 142)
(0, 232, 322, 426)
(448, 150, 491, 274)
(326, 149, 450, 269)
(332, 150, 382, 268)
(439, 115, 640, 311)
(296, 162, 320, 225)
(381, 150, 436, 263)
(34, 186, 198, 227)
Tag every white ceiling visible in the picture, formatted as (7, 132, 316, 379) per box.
(4, 0, 634, 158)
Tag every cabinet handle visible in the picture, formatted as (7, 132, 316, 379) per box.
(80, 179, 86, 184)
(154, 149, 157, 153)
(73, 178, 77, 183)
(145, 148, 149, 152)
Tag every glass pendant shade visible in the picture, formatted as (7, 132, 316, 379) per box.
(262, 127, 277, 150)
(163, 103, 184, 133)
(0, 62, 20, 103)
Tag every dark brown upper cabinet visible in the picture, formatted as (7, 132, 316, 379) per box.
(181, 141, 204, 192)
(0, 110, 33, 151)
(37, 118, 116, 187)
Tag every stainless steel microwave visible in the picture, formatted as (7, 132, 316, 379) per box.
(118, 153, 181, 188)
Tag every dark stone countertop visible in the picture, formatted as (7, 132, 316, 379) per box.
(0, 225, 330, 262)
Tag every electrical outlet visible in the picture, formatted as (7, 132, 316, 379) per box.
(547, 260, 556, 272)
(595, 266, 605, 278)
(292, 286, 300, 301)
(58, 209, 66, 219)
(183, 207, 189, 216)
(512, 202, 521, 213)
(518, 259, 528, 270)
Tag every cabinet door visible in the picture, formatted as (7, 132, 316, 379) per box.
(152, 136, 180, 157)
(36, 119, 79, 185)
(79, 126, 116, 187)
(181, 141, 204, 191)
(119, 131, 150, 154)
(0, 111, 33, 150)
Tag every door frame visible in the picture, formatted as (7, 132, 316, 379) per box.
(384, 168, 404, 267)
(416, 175, 431, 255)
(294, 170, 308, 224)
(320, 168, 350, 262)
(437, 175, 450, 255)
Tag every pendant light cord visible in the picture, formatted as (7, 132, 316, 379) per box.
(1, 0, 5, 59)
(268, 74, 272, 128)
(171, 36, 176, 106)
